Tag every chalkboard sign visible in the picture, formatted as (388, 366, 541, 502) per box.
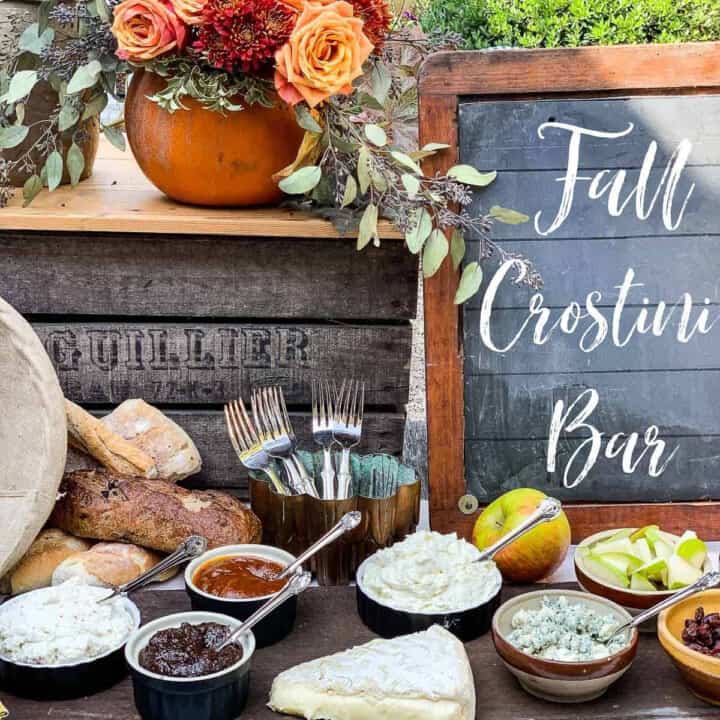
(418, 43, 720, 539)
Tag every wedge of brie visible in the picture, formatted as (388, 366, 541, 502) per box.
(268, 625, 475, 720)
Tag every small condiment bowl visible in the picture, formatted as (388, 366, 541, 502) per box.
(185, 544, 298, 648)
(657, 589, 720, 705)
(125, 611, 255, 720)
(0, 595, 140, 700)
(355, 555, 502, 641)
(491, 589, 639, 703)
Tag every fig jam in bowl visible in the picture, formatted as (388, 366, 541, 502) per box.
(185, 544, 298, 647)
(125, 611, 255, 720)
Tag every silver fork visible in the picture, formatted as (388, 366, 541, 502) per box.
(332, 379, 365, 499)
(252, 386, 319, 498)
(225, 399, 289, 495)
(312, 379, 336, 500)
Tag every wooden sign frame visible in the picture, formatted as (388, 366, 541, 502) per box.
(419, 42, 720, 541)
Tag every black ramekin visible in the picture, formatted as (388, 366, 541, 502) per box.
(0, 596, 140, 700)
(355, 556, 502, 642)
(184, 544, 298, 648)
(125, 611, 255, 720)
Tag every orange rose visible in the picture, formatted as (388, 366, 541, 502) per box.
(112, 0, 188, 61)
(169, 0, 207, 25)
(274, 0, 373, 108)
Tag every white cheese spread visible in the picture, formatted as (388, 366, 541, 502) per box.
(508, 595, 628, 661)
(361, 531, 502, 614)
(0, 579, 136, 666)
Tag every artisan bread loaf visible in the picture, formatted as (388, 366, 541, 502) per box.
(66, 400, 158, 479)
(9, 529, 92, 595)
(101, 399, 201, 482)
(50, 470, 262, 553)
(52, 542, 177, 587)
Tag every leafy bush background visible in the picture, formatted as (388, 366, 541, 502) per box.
(420, 0, 720, 49)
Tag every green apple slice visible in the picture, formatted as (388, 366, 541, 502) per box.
(630, 572, 657, 591)
(653, 539, 674, 560)
(630, 525, 659, 542)
(667, 554, 702, 589)
(607, 529, 634, 541)
(582, 553, 631, 588)
(631, 538, 653, 565)
(589, 537, 635, 556)
(658, 529, 681, 547)
(676, 536, 707, 570)
(634, 558, 667, 583)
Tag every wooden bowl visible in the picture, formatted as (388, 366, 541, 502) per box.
(492, 589, 638, 703)
(658, 589, 720, 705)
(575, 529, 713, 617)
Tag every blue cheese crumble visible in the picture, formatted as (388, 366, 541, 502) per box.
(507, 596, 627, 661)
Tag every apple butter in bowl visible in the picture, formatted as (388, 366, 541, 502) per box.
(193, 556, 287, 600)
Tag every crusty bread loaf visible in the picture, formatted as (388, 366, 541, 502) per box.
(50, 470, 262, 553)
(9, 529, 92, 595)
(101, 399, 202, 482)
(65, 400, 158, 479)
(52, 542, 177, 588)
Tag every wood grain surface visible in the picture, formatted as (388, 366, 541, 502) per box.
(1, 583, 713, 720)
(0, 139, 403, 238)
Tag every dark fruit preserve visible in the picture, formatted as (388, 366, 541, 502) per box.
(139, 622, 243, 678)
(193, 555, 287, 599)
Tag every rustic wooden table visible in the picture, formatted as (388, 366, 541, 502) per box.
(1, 583, 712, 720)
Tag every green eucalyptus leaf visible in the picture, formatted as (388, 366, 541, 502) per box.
(67, 60, 102, 94)
(81, 93, 108, 121)
(422, 229, 449, 278)
(405, 208, 432, 254)
(22, 175, 43, 206)
(278, 165, 322, 195)
(0, 124, 29, 149)
(96, 0, 111, 22)
(355, 92, 384, 111)
(103, 126, 126, 151)
(401, 173, 420, 198)
(58, 103, 80, 132)
(447, 164, 497, 187)
(364, 124, 387, 147)
(357, 145, 372, 194)
(490, 205, 530, 224)
(45, 150, 63, 192)
(19, 23, 54, 54)
(357, 203, 378, 250)
(295, 104, 322, 133)
(341, 175, 357, 208)
(450, 229, 465, 270)
(67, 142, 85, 186)
(15, 103, 25, 125)
(390, 151, 422, 175)
(38, 0, 57, 34)
(3, 71, 38, 104)
(422, 142, 450, 151)
(370, 62, 392, 105)
(454, 262, 483, 304)
(370, 168, 387, 193)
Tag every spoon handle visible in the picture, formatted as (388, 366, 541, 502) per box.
(607, 571, 720, 641)
(277, 511, 362, 580)
(218, 571, 312, 651)
(99, 535, 208, 603)
(474, 497, 562, 563)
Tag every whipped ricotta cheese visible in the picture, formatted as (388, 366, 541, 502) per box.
(361, 531, 502, 614)
(508, 595, 628, 661)
(0, 579, 136, 666)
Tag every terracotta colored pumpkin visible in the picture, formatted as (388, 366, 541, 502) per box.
(124, 71, 306, 207)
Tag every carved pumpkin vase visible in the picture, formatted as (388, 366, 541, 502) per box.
(124, 71, 305, 206)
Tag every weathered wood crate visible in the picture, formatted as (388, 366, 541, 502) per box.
(0, 142, 417, 498)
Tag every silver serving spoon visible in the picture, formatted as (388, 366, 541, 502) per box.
(600, 570, 720, 644)
(275, 511, 362, 580)
(216, 571, 312, 651)
(474, 497, 562, 562)
(99, 535, 208, 603)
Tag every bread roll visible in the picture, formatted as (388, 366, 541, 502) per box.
(9, 529, 92, 595)
(102, 399, 202, 482)
(52, 542, 177, 588)
(65, 400, 158, 479)
(50, 470, 262, 553)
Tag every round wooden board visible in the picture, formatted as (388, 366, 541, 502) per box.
(0, 296, 66, 578)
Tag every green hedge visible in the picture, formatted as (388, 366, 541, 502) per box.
(420, 0, 720, 49)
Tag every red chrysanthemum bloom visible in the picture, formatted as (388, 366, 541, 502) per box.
(194, 0, 297, 72)
(346, 0, 391, 49)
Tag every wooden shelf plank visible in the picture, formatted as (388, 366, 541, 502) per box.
(0, 138, 402, 239)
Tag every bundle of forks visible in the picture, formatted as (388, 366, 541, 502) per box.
(225, 379, 365, 501)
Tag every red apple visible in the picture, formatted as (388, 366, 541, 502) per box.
(472, 488, 571, 583)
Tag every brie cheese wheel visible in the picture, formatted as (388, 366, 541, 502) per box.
(268, 625, 475, 720)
